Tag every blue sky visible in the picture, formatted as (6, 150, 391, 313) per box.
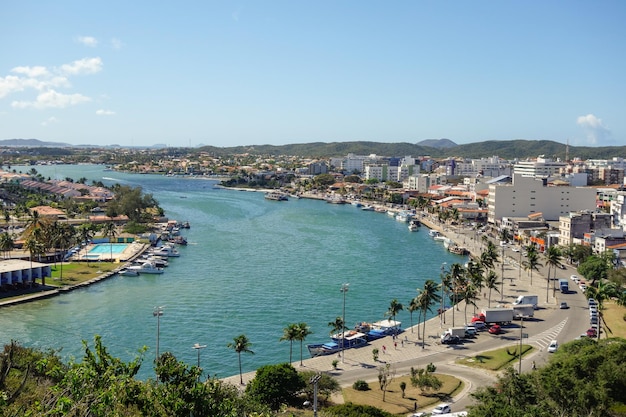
(1, 1, 624, 148)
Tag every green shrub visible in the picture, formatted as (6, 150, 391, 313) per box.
(352, 380, 370, 391)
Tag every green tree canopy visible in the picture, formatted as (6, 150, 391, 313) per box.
(245, 363, 305, 411)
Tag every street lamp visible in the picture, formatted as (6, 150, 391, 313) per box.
(440, 262, 447, 327)
(310, 373, 322, 417)
(192, 343, 207, 368)
(519, 315, 526, 373)
(153, 306, 165, 381)
(340, 283, 349, 363)
(500, 246, 505, 301)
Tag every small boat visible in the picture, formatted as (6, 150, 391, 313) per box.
(326, 196, 346, 204)
(351, 201, 363, 208)
(428, 230, 441, 238)
(408, 222, 419, 232)
(119, 268, 139, 277)
(307, 334, 367, 358)
(361, 205, 375, 211)
(265, 192, 288, 201)
(128, 262, 164, 275)
(449, 246, 469, 255)
(150, 245, 180, 258)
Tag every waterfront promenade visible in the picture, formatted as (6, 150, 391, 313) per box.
(221, 215, 578, 413)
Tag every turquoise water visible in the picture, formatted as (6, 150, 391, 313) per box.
(89, 243, 129, 254)
(0, 165, 464, 380)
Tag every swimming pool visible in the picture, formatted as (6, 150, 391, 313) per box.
(88, 243, 129, 254)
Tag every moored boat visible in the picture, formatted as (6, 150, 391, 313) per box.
(118, 268, 139, 277)
(264, 192, 288, 201)
(128, 262, 164, 275)
(307, 333, 367, 358)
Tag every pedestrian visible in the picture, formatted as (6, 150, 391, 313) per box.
(414, 401, 417, 411)
(394, 341, 397, 350)
(401, 339, 404, 347)
(382, 345, 386, 354)
(532, 361, 536, 370)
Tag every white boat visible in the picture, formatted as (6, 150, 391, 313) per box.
(434, 235, 447, 242)
(150, 245, 180, 257)
(351, 201, 363, 207)
(429, 230, 441, 238)
(408, 222, 419, 232)
(118, 268, 139, 277)
(128, 262, 164, 274)
(361, 205, 375, 211)
(264, 192, 288, 201)
(395, 212, 411, 222)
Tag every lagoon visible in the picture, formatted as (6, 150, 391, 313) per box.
(0, 165, 464, 380)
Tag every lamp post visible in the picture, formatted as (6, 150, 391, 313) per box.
(153, 306, 165, 381)
(500, 245, 505, 302)
(310, 374, 322, 417)
(192, 343, 207, 369)
(519, 315, 525, 373)
(340, 283, 349, 363)
(440, 262, 447, 327)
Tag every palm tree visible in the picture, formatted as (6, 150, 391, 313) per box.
(544, 246, 563, 301)
(23, 209, 48, 240)
(385, 299, 404, 335)
(522, 251, 542, 286)
(448, 263, 465, 326)
(416, 280, 441, 348)
(0, 232, 14, 259)
(227, 334, 254, 385)
(280, 323, 299, 364)
(466, 259, 484, 312)
(24, 231, 45, 286)
(102, 222, 117, 260)
(77, 223, 95, 256)
(407, 297, 419, 333)
(294, 322, 312, 366)
(328, 317, 345, 337)
(54, 223, 76, 284)
(484, 270, 501, 308)
(462, 283, 479, 324)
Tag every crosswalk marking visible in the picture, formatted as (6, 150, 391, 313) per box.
(525, 318, 568, 349)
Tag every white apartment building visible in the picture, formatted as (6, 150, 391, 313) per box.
(611, 194, 626, 229)
(451, 156, 512, 177)
(405, 173, 447, 193)
(488, 174, 596, 224)
(513, 156, 566, 178)
(558, 211, 613, 246)
(365, 164, 387, 182)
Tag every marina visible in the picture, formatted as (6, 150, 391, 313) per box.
(0, 164, 462, 381)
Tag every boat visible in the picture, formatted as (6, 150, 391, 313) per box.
(118, 268, 139, 277)
(264, 192, 288, 201)
(351, 201, 363, 208)
(150, 245, 180, 257)
(434, 235, 447, 242)
(128, 262, 164, 274)
(307, 333, 367, 358)
(372, 319, 403, 336)
(428, 229, 440, 237)
(449, 246, 469, 255)
(408, 221, 419, 232)
(395, 211, 412, 222)
(326, 196, 346, 204)
(361, 205, 375, 211)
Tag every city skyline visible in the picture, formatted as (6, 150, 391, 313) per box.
(1, 1, 624, 148)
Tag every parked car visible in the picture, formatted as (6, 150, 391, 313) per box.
(560, 302, 569, 309)
(432, 404, 452, 415)
(472, 321, 487, 331)
(548, 340, 558, 353)
(465, 326, 478, 337)
(488, 324, 502, 335)
(441, 335, 461, 345)
(587, 328, 597, 337)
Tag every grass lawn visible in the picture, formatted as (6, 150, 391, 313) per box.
(342, 373, 463, 416)
(457, 344, 533, 371)
(49, 262, 118, 286)
(601, 300, 626, 338)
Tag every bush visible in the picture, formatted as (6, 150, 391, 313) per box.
(352, 380, 370, 391)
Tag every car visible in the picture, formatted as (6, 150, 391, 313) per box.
(588, 298, 597, 306)
(590, 316, 598, 325)
(580, 284, 587, 292)
(511, 247, 520, 252)
(548, 340, 558, 353)
(587, 328, 597, 337)
(408, 413, 428, 417)
(488, 324, 502, 334)
(559, 302, 569, 309)
(465, 326, 478, 337)
(441, 335, 461, 345)
(570, 274, 579, 281)
(558, 263, 566, 269)
(472, 321, 487, 331)
(431, 404, 452, 415)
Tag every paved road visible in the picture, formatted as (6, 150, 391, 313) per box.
(222, 220, 593, 414)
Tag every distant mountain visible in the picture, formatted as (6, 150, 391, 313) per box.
(0, 138, 71, 147)
(416, 138, 457, 148)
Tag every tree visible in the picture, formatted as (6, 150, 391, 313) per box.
(407, 297, 419, 333)
(245, 363, 305, 411)
(299, 370, 340, 404)
(579, 254, 612, 284)
(294, 322, 312, 366)
(279, 323, 299, 364)
(385, 299, 404, 335)
(544, 246, 563, 300)
(484, 270, 501, 308)
(227, 334, 254, 385)
(416, 280, 441, 348)
(522, 251, 542, 286)
(328, 317, 345, 337)
(410, 365, 442, 394)
(324, 403, 395, 417)
(0, 232, 14, 259)
(377, 363, 394, 402)
(101, 222, 117, 260)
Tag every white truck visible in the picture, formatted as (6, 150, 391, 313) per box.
(478, 308, 514, 325)
(443, 327, 467, 338)
(513, 295, 539, 310)
(513, 304, 534, 319)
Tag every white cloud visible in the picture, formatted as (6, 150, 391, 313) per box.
(60, 57, 103, 75)
(96, 109, 115, 116)
(11, 65, 49, 77)
(0, 75, 25, 98)
(576, 114, 611, 145)
(41, 116, 58, 126)
(77, 36, 98, 47)
(12, 89, 91, 109)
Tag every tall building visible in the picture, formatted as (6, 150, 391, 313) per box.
(513, 156, 566, 178)
(488, 174, 596, 224)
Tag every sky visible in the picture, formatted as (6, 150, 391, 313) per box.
(1, 1, 625, 148)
